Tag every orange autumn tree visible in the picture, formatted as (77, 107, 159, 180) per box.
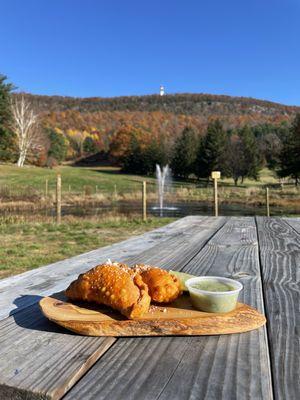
(109, 126, 142, 160)
(109, 125, 169, 174)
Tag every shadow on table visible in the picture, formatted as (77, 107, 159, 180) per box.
(10, 293, 76, 335)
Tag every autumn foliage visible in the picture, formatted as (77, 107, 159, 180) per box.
(1, 91, 298, 176)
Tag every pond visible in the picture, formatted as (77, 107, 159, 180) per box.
(36, 200, 299, 218)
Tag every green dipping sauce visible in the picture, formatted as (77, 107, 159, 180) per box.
(191, 281, 234, 292)
(186, 278, 242, 313)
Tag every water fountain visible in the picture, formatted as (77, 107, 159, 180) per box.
(156, 164, 170, 210)
(152, 164, 177, 216)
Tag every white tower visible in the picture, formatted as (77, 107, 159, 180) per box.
(159, 85, 165, 96)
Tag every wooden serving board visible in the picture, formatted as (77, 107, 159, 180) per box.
(40, 294, 266, 336)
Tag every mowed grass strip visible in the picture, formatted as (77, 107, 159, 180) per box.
(0, 217, 175, 278)
(0, 164, 154, 195)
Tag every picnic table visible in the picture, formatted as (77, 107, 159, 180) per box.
(0, 216, 299, 400)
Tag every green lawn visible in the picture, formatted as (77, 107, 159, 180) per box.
(220, 168, 279, 187)
(0, 216, 175, 278)
(0, 164, 154, 195)
(0, 164, 281, 195)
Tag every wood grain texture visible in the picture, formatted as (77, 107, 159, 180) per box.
(40, 295, 265, 337)
(283, 217, 300, 234)
(256, 217, 300, 400)
(0, 216, 203, 321)
(64, 217, 273, 400)
(0, 217, 225, 400)
(0, 301, 115, 400)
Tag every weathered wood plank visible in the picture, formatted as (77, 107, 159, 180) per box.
(0, 306, 114, 400)
(256, 217, 300, 400)
(0, 216, 202, 321)
(64, 217, 272, 400)
(157, 217, 272, 400)
(283, 217, 300, 234)
(0, 217, 225, 400)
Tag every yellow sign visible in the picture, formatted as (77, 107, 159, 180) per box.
(211, 171, 221, 179)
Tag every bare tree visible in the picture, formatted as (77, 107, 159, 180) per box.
(10, 95, 39, 167)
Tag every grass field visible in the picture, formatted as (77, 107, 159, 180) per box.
(0, 164, 156, 195)
(0, 216, 175, 278)
(0, 164, 281, 194)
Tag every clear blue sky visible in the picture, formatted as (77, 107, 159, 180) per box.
(0, 0, 299, 105)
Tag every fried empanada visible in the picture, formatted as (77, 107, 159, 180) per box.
(65, 263, 151, 319)
(132, 264, 181, 303)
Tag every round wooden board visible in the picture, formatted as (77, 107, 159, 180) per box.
(40, 294, 266, 336)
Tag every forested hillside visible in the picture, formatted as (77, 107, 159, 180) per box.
(19, 92, 297, 144)
(14, 92, 297, 167)
(1, 76, 298, 185)
(21, 92, 300, 116)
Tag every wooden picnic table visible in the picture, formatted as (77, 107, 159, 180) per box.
(0, 216, 299, 400)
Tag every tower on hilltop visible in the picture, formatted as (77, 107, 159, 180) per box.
(159, 85, 165, 96)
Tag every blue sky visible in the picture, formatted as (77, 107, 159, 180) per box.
(0, 0, 299, 105)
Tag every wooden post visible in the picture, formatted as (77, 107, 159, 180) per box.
(142, 181, 147, 221)
(114, 184, 117, 200)
(266, 187, 270, 217)
(68, 184, 71, 193)
(214, 178, 218, 217)
(211, 171, 221, 217)
(95, 185, 98, 194)
(56, 174, 61, 224)
(45, 179, 48, 197)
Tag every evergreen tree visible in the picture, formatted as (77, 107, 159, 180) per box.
(47, 129, 68, 163)
(252, 122, 290, 170)
(278, 114, 300, 185)
(121, 134, 144, 174)
(142, 139, 168, 175)
(226, 127, 261, 185)
(83, 136, 97, 154)
(238, 126, 262, 183)
(170, 126, 198, 178)
(194, 120, 227, 179)
(0, 74, 16, 161)
(226, 134, 244, 186)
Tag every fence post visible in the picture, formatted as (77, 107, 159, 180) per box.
(45, 179, 48, 197)
(266, 187, 270, 217)
(214, 178, 218, 217)
(68, 184, 71, 193)
(142, 181, 147, 221)
(56, 174, 61, 224)
(95, 185, 98, 194)
(211, 171, 221, 217)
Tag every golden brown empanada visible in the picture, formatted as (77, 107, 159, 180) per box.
(65, 263, 151, 319)
(132, 264, 181, 303)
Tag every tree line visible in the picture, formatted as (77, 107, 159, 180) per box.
(115, 118, 300, 186)
(17, 90, 299, 116)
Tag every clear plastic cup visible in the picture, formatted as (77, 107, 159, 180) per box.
(185, 276, 243, 313)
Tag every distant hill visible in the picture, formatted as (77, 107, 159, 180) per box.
(20, 92, 300, 117)
(15, 92, 298, 166)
